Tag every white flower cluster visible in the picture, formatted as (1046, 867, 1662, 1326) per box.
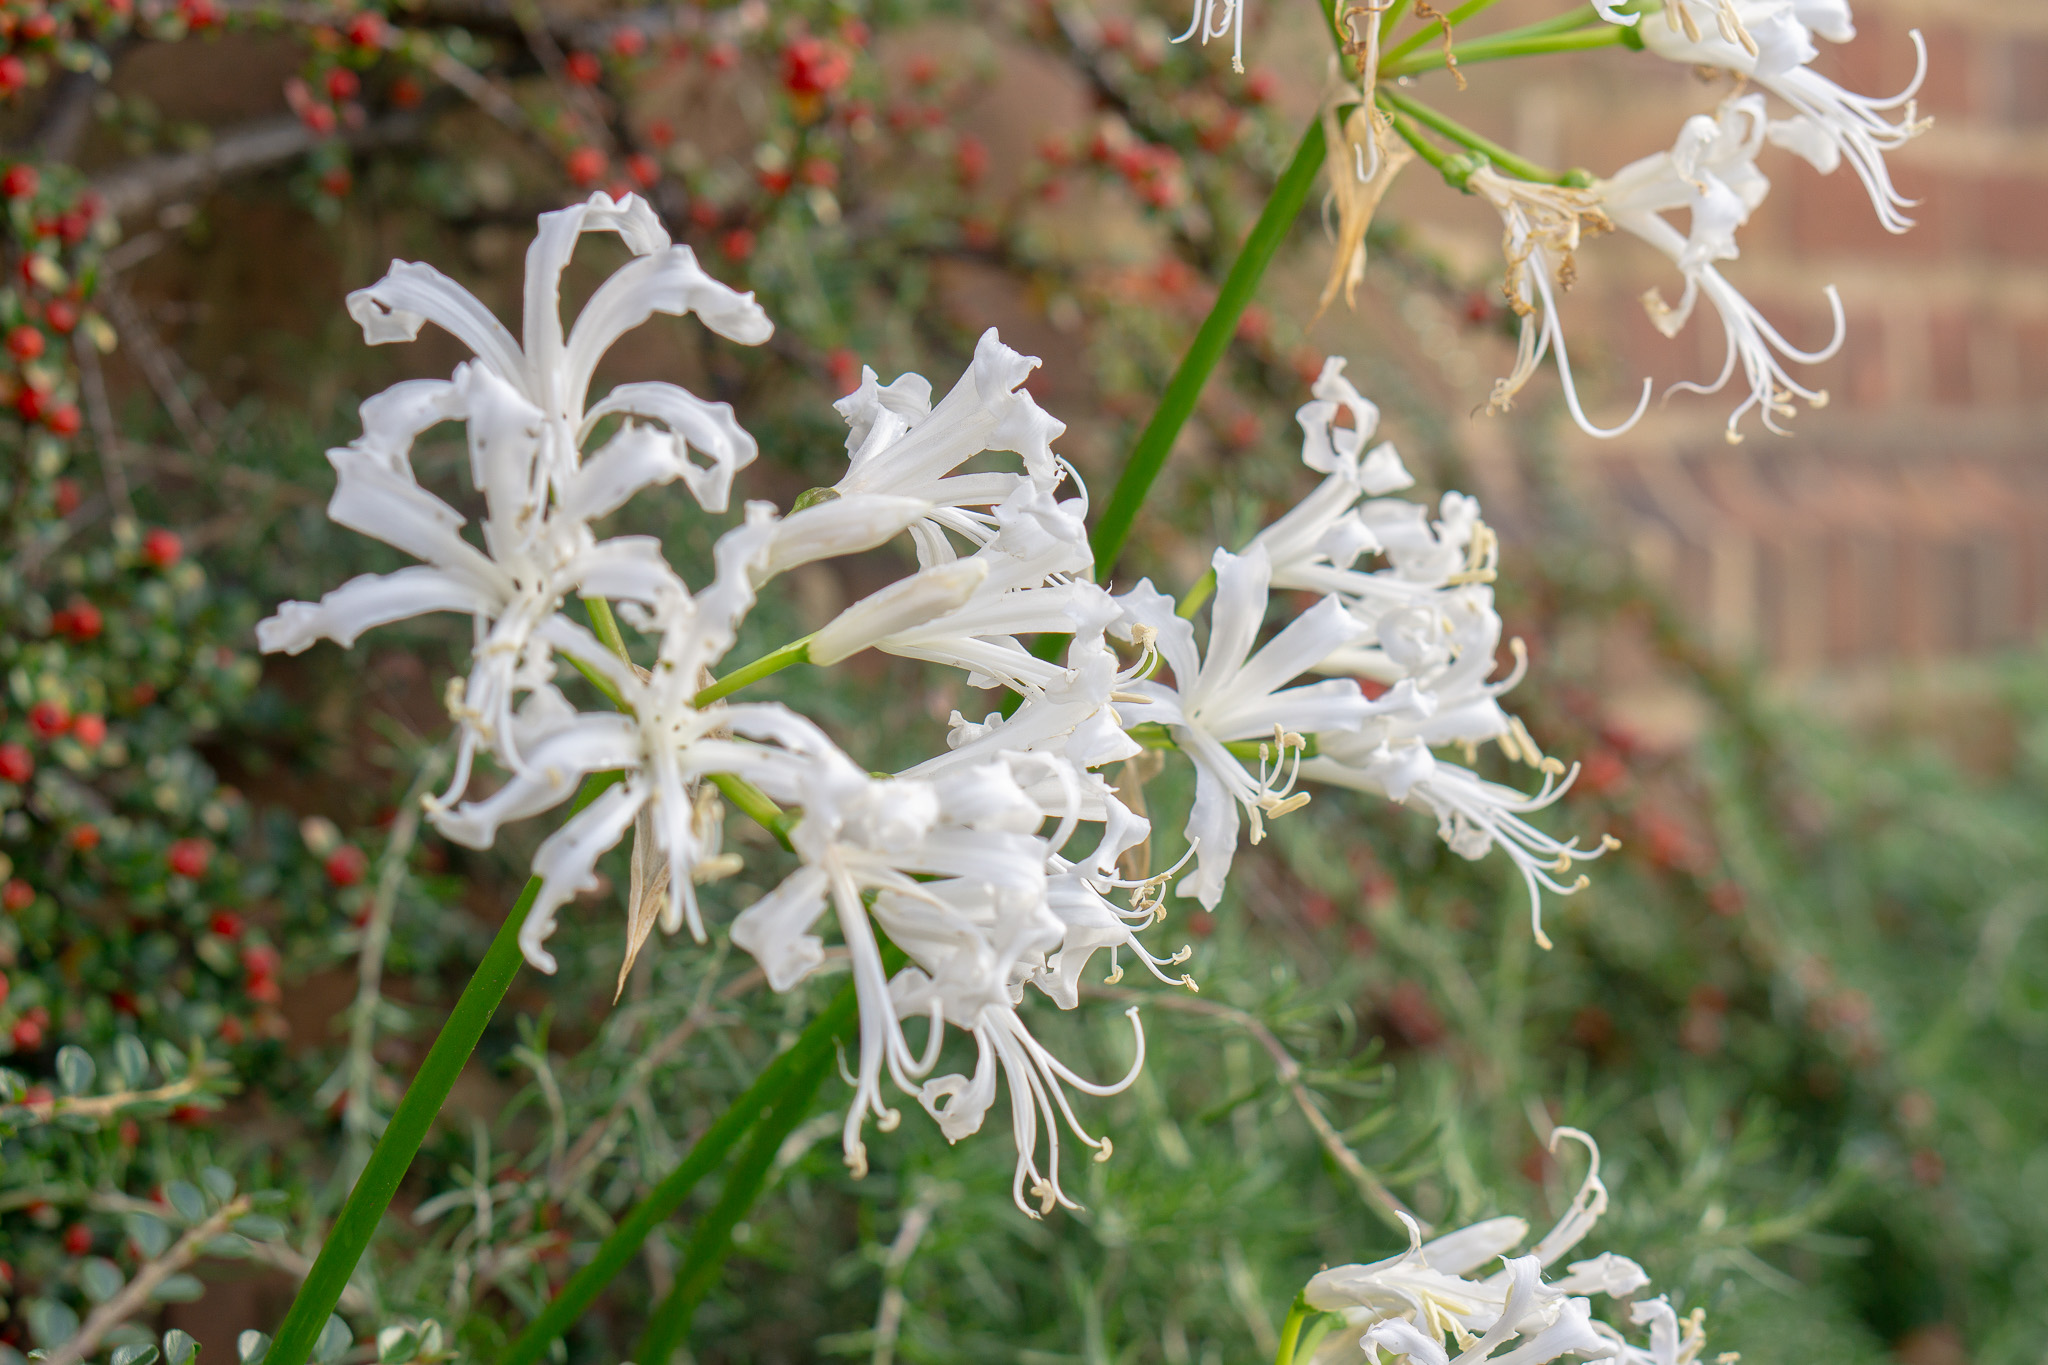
(1300, 1131, 1724, 1365)
(261, 192, 1598, 1214)
(1490, 0, 1927, 441)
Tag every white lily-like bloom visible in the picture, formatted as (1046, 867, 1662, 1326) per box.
(830, 329, 1068, 567)
(1467, 168, 1653, 440)
(1304, 1130, 1647, 1365)
(1595, 95, 1846, 441)
(727, 755, 1161, 1214)
(257, 192, 773, 803)
(429, 511, 827, 971)
(1116, 546, 1388, 909)
(1637, 0, 1929, 234)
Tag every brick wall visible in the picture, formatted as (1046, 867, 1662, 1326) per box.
(1285, 0, 2048, 678)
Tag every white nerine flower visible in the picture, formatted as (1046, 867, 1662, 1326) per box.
(1468, 168, 1652, 441)
(1639, 0, 1929, 234)
(1305, 1129, 1647, 1365)
(1595, 95, 1846, 441)
(258, 192, 773, 804)
(1116, 545, 1388, 909)
(728, 757, 1160, 1214)
(428, 511, 820, 971)
(831, 328, 1068, 567)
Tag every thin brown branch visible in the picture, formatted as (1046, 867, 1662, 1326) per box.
(91, 111, 422, 223)
(73, 341, 135, 519)
(43, 1196, 251, 1365)
(11, 1071, 209, 1124)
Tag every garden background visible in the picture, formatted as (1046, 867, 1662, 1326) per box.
(3, 0, 2045, 1362)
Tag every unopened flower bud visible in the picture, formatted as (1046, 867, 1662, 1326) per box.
(810, 559, 988, 665)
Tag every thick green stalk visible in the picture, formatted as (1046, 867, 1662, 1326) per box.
(633, 1041, 837, 1364)
(1377, 99, 1477, 186)
(694, 635, 814, 706)
(1381, 22, 1629, 77)
(268, 771, 622, 1365)
(501, 976, 863, 1365)
(1273, 1294, 1311, 1365)
(1375, 85, 1569, 184)
(1087, 116, 1327, 584)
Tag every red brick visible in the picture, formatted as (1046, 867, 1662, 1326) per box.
(1980, 173, 2048, 260)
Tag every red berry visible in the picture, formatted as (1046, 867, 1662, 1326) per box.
(15, 386, 44, 421)
(955, 136, 989, 185)
(325, 844, 368, 887)
(109, 990, 137, 1017)
(167, 838, 213, 879)
(7, 325, 44, 360)
(218, 1015, 245, 1045)
(719, 228, 755, 262)
(142, 528, 182, 567)
(43, 300, 76, 335)
(0, 56, 26, 95)
(11, 1017, 42, 1050)
(1, 879, 31, 912)
(0, 1260, 11, 1289)
(611, 26, 646, 58)
(565, 51, 602, 84)
(63, 599, 102, 641)
(319, 166, 352, 197)
(706, 41, 740, 70)
(906, 53, 938, 85)
(241, 943, 281, 978)
(346, 12, 384, 47)
(119, 1118, 140, 1146)
(129, 682, 157, 707)
(756, 167, 792, 195)
(63, 1225, 91, 1256)
(210, 910, 245, 938)
(28, 701, 69, 738)
(53, 477, 80, 514)
(301, 103, 337, 136)
(21, 13, 56, 43)
(68, 824, 100, 852)
(44, 403, 80, 436)
(799, 158, 837, 188)
(1, 164, 36, 199)
(0, 745, 31, 785)
(565, 146, 605, 187)
(647, 119, 675, 148)
(626, 153, 658, 188)
(781, 37, 851, 97)
(180, 0, 221, 30)
(246, 977, 281, 1004)
(390, 74, 423, 109)
(325, 67, 361, 102)
(71, 714, 105, 748)
(0, 974, 8, 1007)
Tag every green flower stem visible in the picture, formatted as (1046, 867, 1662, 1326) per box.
(1380, 21, 1631, 78)
(267, 770, 624, 1365)
(1273, 1293, 1312, 1365)
(708, 772, 799, 851)
(1378, 0, 1515, 66)
(632, 1038, 838, 1364)
(694, 634, 814, 706)
(1377, 99, 1475, 185)
(1373, 85, 1572, 185)
(1087, 115, 1328, 585)
(501, 973, 866, 1365)
(1177, 568, 1217, 619)
(583, 593, 631, 657)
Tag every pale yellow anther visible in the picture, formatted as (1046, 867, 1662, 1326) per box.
(1103, 962, 1125, 986)
(1094, 1136, 1114, 1163)
(1570, 874, 1591, 892)
(1181, 974, 1200, 993)
(1600, 834, 1622, 851)
(1264, 791, 1312, 820)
